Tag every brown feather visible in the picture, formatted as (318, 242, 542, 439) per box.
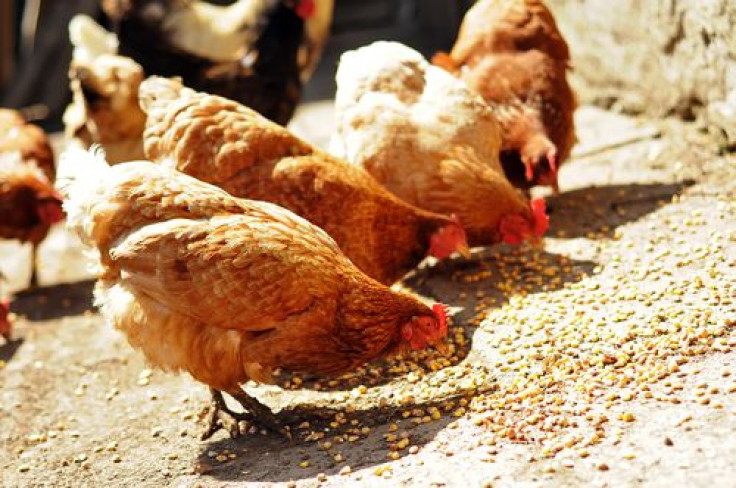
(140, 77, 456, 284)
(435, 0, 576, 189)
(75, 160, 438, 392)
(0, 111, 60, 247)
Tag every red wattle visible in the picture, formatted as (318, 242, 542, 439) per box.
(530, 197, 549, 236)
(525, 162, 534, 181)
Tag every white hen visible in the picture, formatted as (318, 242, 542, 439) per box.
(330, 41, 549, 248)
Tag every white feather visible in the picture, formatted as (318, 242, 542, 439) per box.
(56, 144, 111, 244)
(68, 15, 119, 64)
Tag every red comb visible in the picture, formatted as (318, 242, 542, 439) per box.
(295, 0, 315, 18)
(432, 303, 449, 336)
(530, 197, 549, 236)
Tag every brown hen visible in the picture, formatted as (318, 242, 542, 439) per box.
(138, 77, 469, 285)
(58, 146, 449, 438)
(0, 109, 64, 288)
(433, 0, 576, 191)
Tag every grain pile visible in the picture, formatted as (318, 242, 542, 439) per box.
(271, 188, 734, 469)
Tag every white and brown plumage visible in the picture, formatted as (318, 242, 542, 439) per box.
(331, 41, 549, 248)
(57, 146, 448, 438)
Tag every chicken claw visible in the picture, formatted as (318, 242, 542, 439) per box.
(229, 389, 293, 440)
(200, 388, 291, 440)
(200, 388, 250, 440)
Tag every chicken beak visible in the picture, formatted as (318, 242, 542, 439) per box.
(527, 236, 544, 249)
(434, 341, 451, 357)
(551, 180, 560, 195)
(456, 243, 472, 259)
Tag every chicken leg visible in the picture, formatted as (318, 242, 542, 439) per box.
(201, 388, 291, 440)
(29, 243, 39, 288)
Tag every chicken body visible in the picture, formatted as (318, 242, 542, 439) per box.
(0, 110, 64, 287)
(331, 42, 548, 247)
(58, 146, 447, 435)
(433, 0, 575, 190)
(103, 0, 332, 125)
(64, 16, 147, 165)
(0, 109, 54, 180)
(139, 77, 468, 285)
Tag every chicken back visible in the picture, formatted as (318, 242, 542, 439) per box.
(139, 76, 469, 285)
(102, 0, 326, 125)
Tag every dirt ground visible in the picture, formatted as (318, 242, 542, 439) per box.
(1, 105, 735, 488)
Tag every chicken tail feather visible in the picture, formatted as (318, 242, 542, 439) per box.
(57, 143, 110, 243)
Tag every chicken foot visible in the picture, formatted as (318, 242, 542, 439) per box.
(29, 243, 39, 288)
(201, 388, 251, 440)
(201, 388, 291, 440)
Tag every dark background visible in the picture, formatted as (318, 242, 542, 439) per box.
(0, 0, 474, 130)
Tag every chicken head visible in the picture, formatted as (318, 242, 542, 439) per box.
(499, 197, 549, 246)
(428, 215, 470, 259)
(401, 303, 449, 353)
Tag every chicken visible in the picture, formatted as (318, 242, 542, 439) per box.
(102, 0, 333, 125)
(57, 145, 449, 438)
(139, 76, 470, 285)
(0, 110, 65, 287)
(63, 16, 147, 165)
(331, 42, 548, 248)
(432, 0, 576, 191)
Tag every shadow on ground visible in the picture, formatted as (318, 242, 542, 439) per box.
(11, 280, 96, 321)
(408, 247, 597, 322)
(547, 182, 692, 239)
(196, 391, 470, 483)
(0, 337, 24, 363)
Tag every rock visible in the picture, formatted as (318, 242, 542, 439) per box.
(548, 0, 736, 145)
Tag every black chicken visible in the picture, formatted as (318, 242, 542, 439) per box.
(101, 0, 332, 125)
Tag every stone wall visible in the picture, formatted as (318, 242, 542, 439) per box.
(547, 0, 736, 146)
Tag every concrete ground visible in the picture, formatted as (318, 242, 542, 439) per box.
(0, 104, 734, 488)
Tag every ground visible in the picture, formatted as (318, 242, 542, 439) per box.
(0, 105, 734, 488)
